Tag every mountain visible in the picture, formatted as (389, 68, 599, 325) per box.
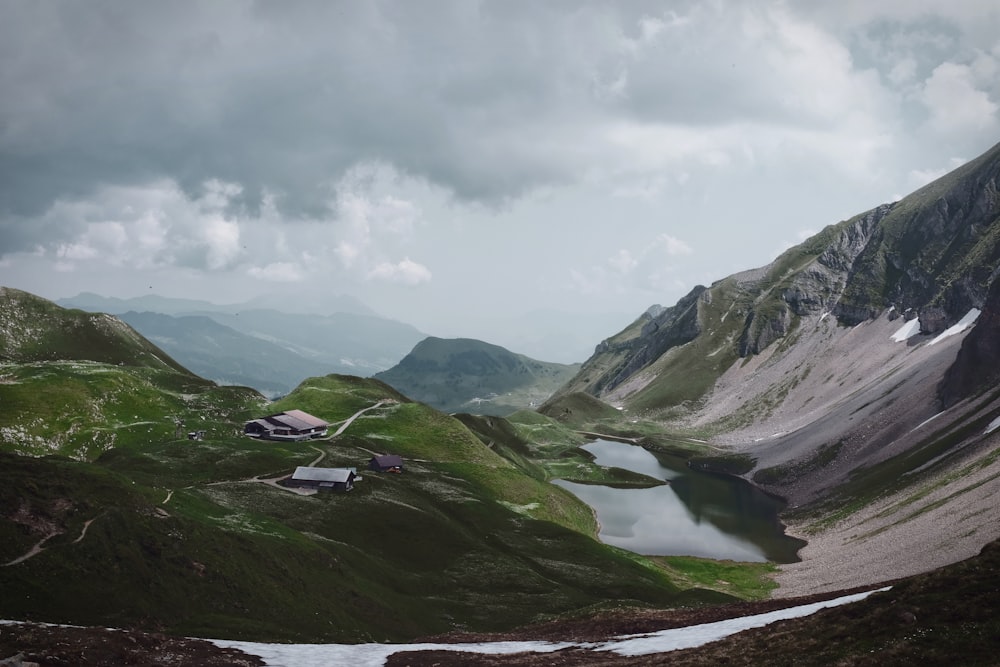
(1, 287, 191, 375)
(57, 293, 428, 392)
(374, 337, 581, 415)
(545, 140, 1000, 593)
(116, 311, 340, 397)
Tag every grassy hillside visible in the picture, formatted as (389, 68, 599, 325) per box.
(0, 362, 264, 461)
(0, 287, 191, 373)
(1, 365, 750, 642)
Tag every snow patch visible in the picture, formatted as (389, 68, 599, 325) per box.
(910, 412, 945, 433)
(986, 416, 1000, 435)
(209, 588, 888, 666)
(890, 318, 921, 342)
(928, 308, 981, 345)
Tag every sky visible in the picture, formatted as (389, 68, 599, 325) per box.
(2, 1, 999, 355)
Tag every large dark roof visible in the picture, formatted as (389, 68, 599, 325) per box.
(291, 467, 355, 483)
(282, 409, 329, 428)
(249, 409, 329, 432)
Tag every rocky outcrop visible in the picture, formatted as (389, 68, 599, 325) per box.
(836, 142, 1000, 327)
(598, 285, 705, 393)
(939, 275, 1000, 407)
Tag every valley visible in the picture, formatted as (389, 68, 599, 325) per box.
(3, 140, 1000, 663)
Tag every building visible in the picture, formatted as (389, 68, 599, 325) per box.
(368, 454, 404, 473)
(244, 409, 329, 441)
(286, 466, 356, 492)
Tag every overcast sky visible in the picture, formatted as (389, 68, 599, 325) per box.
(2, 1, 999, 357)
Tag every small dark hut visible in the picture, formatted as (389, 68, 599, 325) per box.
(368, 454, 404, 473)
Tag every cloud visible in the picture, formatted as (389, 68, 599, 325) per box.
(0, 0, 930, 233)
(247, 262, 305, 283)
(656, 234, 694, 257)
(367, 258, 432, 285)
(2, 1, 1000, 328)
(570, 232, 696, 300)
(921, 62, 999, 134)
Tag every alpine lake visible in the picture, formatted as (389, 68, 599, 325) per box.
(553, 440, 806, 563)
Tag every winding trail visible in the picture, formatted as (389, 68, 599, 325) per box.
(72, 517, 97, 544)
(4, 515, 99, 566)
(3, 532, 60, 567)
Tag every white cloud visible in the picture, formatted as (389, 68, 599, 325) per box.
(367, 258, 431, 285)
(608, 250, 638, 274)
(657, 234, 693, 257)
(200, 216, 241, 270)
(247, 262, 304, 283)
(921, 62, 999, 133)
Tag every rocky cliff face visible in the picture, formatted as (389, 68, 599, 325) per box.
(939, 275, 1000, 407)
(590, 286, 706, 394)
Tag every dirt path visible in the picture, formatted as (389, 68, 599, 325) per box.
(321, 399, 394, 439)
(306, 446, 326, 467)
(3, 515, 99, 566)
(3, 532, 60, 567)
(72, 517, 97, 544)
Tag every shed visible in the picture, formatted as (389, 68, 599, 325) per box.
(369, 454, 404, 473)
(287, 466, 356, 492)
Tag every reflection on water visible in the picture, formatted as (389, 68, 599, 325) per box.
(553, 440, 804, 563)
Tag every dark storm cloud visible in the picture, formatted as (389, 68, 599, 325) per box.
(2, 0, 998, 264)
(0, 0, 662, 251)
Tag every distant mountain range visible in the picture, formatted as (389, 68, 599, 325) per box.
(57, 293, 427, 397)
(374, 337, 580, 415)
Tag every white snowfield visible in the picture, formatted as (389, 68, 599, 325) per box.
(891, 308, 981, 344)
(209, 588, 887, 667)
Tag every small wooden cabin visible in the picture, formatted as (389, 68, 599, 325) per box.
(368, 454, 404, 473)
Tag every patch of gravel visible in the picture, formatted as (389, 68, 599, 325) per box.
(773, 431, 1000, 598)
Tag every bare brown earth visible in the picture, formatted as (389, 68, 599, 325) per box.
(0, 623, 263, 666)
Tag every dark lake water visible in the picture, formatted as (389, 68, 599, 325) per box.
(552, 440, 805, 563)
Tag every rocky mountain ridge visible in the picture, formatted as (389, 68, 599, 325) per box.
(558, 141, 1000, 414)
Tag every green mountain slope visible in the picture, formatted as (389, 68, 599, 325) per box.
(0, 295, 740, 642)
(374, 337, 580, 415)
(1, 287, 191, 374)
